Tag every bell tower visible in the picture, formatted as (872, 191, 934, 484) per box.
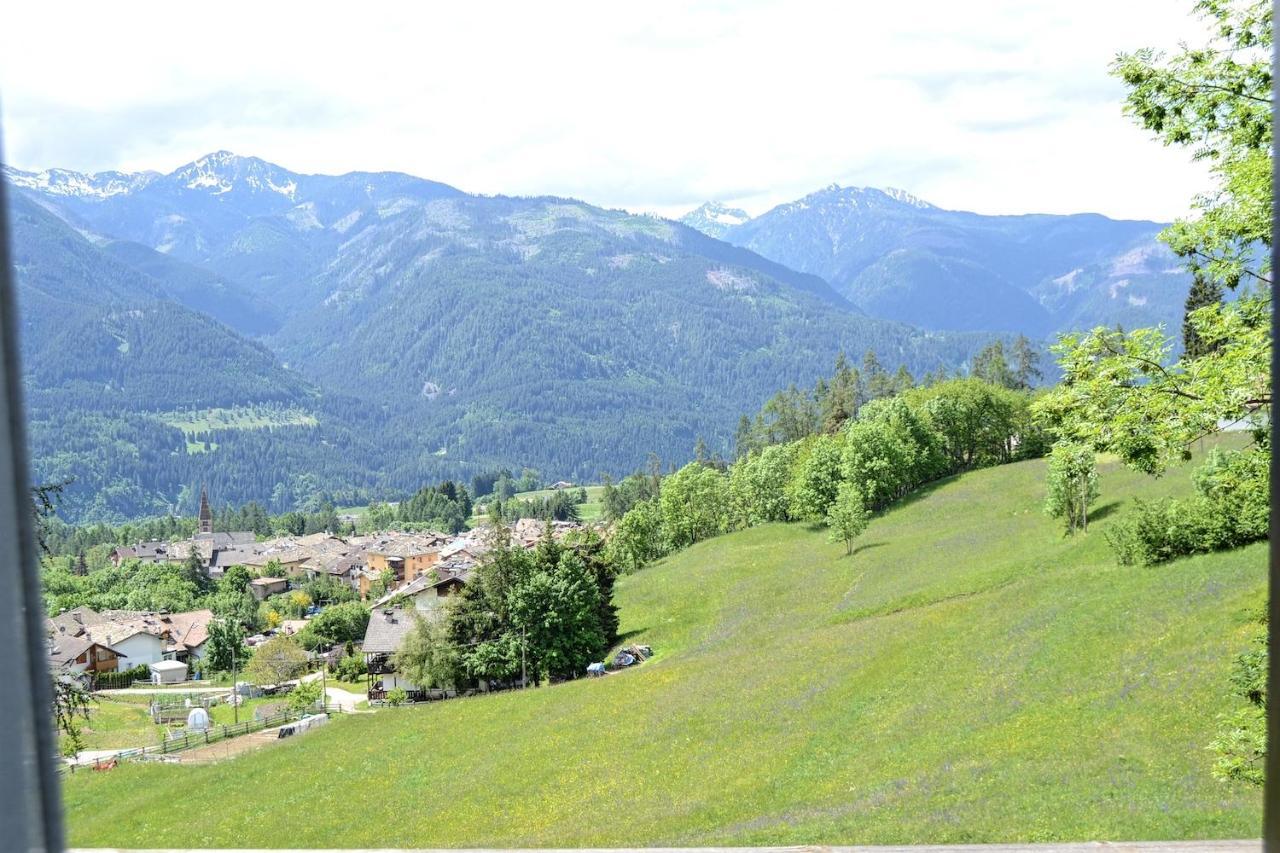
(197, 485, 213, 535)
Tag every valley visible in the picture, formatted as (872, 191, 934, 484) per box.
(4, 154, 1191, 522)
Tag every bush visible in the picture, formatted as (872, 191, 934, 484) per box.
(1106, 448, 1268, 566)
(386, 687, 408, 706)
(332, 652, 366, 683)
(288, 679, 323, 712)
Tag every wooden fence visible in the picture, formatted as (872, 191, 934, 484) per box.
(63, 704, 343, 773)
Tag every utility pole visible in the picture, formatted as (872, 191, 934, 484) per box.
(321, 648, 328, 713)
(231, 643, 239, 725)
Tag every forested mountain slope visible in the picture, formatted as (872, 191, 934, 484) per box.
(700, 185, 1190, 336)
(7, 155, 989, 520)
(61, 448, 1264, 846)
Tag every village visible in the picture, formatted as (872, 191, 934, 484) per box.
(45, 486, 643, 768)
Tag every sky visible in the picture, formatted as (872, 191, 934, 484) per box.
(0, 1, 1214, 222)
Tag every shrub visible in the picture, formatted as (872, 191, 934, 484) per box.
(386, 687, 408, 706)
(332, 652, 366, 683)
(288, 679, 323, 712)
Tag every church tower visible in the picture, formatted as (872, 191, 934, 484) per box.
(198, 485, 213, 535)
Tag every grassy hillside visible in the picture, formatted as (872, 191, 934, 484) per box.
(61, 448, 1264, 847)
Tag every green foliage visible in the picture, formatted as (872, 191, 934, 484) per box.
(331, 652, 366, 684)
(1210, 618, 1267, 788)
(657, 463, 731, 549)
(612, 372, 1043, 572)
(397, 482, 472, 533)
(385, 687, 408, 706)
(204, 618, 247, 673)
(444, 535, 618, 686)
(41, 559, 204, 616)
(1043, 442, 1099, 535)
(840, 398, 942, 510)
(396, 612, 464, 690)
(1104, 446, 1267, 565)
(600, 470, 660, 522)
(783, 435, 843, 522)
(244, 634, 308, 687)
(287, 679, 324, 713)
(296, 601, 371, 651)
(825, 482, 869, 555)
(729, 442, 797, 526)
(605, 497, 666, 574)
(59, 450, 1265, 847)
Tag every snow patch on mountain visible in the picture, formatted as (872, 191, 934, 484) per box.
(4, 165, 158, 199)
(679, 202, 751, 238)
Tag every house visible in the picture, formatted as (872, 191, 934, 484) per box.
(361, 608, 422, 701)
(163, 609, 213, 661)
(110, 540, 174, 567)
(366, 537, 444, 587)
(248, 577, 289, 601)
(549, 481, 575, 490)
(48, 607, 213, 668)
(302, 551, 366, 592)
(47, 634, 127, 675)
(371, 570, 467, 617)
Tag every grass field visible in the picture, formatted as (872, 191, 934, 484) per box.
(62, 447, 1265, 846)
(471, 484, 605, 525)
(156, 405, 317, 455)
(75, 695, 280, 751)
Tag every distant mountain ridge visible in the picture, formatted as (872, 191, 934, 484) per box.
(6, 153, 987, 521)
(681, 184, 1189, 336)
(678, 201, 750, 239)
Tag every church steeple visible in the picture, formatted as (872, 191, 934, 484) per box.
(198, 485, 213, 535)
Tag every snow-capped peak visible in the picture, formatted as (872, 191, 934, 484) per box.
(882, 187, 935, 208)
(3, 165, 158, 199)
(679, 201, 751, 238)
(170, 152, 299, 200)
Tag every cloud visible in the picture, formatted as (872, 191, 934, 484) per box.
(0, 0, 1214, 221)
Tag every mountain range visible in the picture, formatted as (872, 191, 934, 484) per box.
(680, 185, 1189, 336)
(5, 153, 1191, 521)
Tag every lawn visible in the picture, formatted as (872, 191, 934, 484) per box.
(62, 447, 1264, 846)
(73, 694, 282, 751)
(471, 484, 605, 525)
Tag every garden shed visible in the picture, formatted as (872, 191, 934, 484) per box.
(150, 659, 188, 684)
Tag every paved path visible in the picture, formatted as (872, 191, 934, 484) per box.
(68, 840, 1263, 852)
(65, 747, 137, 766)
(95, 685, 231, 695)
(299, 671, 365, 712)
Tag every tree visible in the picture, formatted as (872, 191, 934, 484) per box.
(508, 547, 607, 682)
(1011, 335, 1043, 389)
(1209, 628, 1266, 787)
(220, 564, 252, 592)
(1182, 275, 1226, 357)
(204, 617, 246, 673)
(396, 611, 464, 690)
(657, 462, 730, 549)
(605, 497, 666, 573)
(971, 340, 1017, 389)
(784, 434, 844, 522)
(244, 634, 308, 687)
(296, 601, 371, 650)
(288, 678, 324, 713)
(1043, 442, 1099, 535)
(826, 482, 869, 555)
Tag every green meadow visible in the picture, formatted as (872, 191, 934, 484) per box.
(62, 448, 1264, 847)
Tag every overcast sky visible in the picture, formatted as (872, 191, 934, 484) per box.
(0, 1, 1212, 221)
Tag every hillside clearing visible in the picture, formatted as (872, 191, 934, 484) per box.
(62, 448, 1264, 847)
